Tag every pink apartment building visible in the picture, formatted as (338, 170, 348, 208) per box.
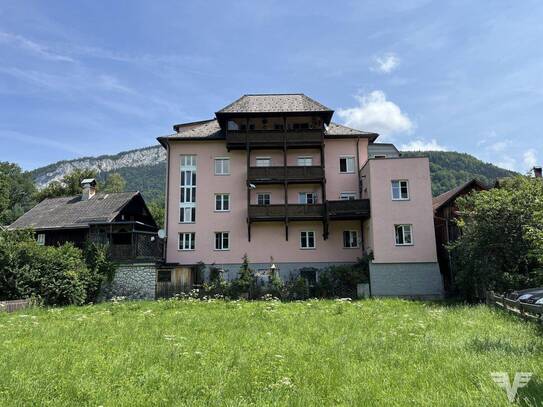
(157, 94, 443, 298)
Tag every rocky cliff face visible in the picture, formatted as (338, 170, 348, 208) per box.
(31, 146, 166, 188)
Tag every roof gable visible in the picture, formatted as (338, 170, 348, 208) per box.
(216, 94, 333, 115)
(432, 179, 487, 212)
(9, 191, 142, 230)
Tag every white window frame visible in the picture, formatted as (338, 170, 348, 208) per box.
(297, 156, 313, 166)
(395, 224, 413, 246)
(214, 231, 230, 251)
(299, 192, 317, 204)
(255, 157, 272, 167)
(339, 156, 355, 174)
(178, 232, 195, 251)
(214, 157, 230, 176)
(339, 192, 357, 200)
(300, 231, 316, 249)
(215, 193, 230, 212)
(180, 155, 197, 223)
(257, 193, 271, 205)
(391, 180, 410, 201)
(343, 230, 359, 249)
(36, 233, 45, 245)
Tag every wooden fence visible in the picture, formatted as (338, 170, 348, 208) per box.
(486, 291, 543, 323)
(0, 299, 31, 313)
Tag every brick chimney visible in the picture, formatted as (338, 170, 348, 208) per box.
(81, 178, 97, 200)
(534, 166, 542, 178)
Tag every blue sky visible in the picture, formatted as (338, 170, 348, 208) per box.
(1, 0, 542, 171)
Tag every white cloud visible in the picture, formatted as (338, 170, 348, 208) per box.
(496, 156, 517, 171)
(400, 139, 447, 151)
(523, 148, 538, 169)
(337, 90, 414, 138)
(371, 53, 400, 74)
(0, 32, 74, 62)
(489, 140, 510, 152)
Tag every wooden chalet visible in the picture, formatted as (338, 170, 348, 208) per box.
(9, 179, 162, 262)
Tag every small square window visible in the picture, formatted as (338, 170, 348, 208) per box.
(339, 157, 355, 173)
(340, 192, 357, 200)
(157, 270, 172, 282)
(300, 231, 316, 249)
(257, 193, 271, 205)
(255, 157, 271, 167)
(215, 194, 230, 211)
(180, 207, 196, 223)
(297, 156, 313, 166)
(214, 158, 230, 175)
(215, 232, 230, 250)
(391, 180, 409, 200)
(343, 231, 359, 248)
(36, 233, 45, 246)
(299, 192, 317, 204)
(179, 232, 195, 250)
(395, 224, 413, 246)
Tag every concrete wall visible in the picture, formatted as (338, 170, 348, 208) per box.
(100, 263, 157, 300)
(369, 262, 443, 299)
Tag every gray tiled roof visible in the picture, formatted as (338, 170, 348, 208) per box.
(9, 191, 139, 230)
(172, 119, 223, 138)
(325, 122, 377, 137)
(217, 94, 333, 114)
(161, 119, 377, 142)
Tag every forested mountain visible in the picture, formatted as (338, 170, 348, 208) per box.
(401, 151, 517, 195)
(30, 146, 517, 201)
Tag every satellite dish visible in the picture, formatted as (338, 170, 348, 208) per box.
(157, 229, 166, 239)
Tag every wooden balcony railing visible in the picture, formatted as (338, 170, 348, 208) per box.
(108, 232, 163, 261)
(327, 199, 370, 219)
(227, 129, 323, 149)
(248, 166, 324, 183)
(249, 204, 324, 221)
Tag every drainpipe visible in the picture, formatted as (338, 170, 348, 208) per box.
(163, 140, 171, 262)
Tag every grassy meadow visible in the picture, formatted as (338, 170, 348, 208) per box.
(0, 299, 542, 406)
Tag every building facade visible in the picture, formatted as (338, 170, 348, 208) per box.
(158, 94, 443, 298)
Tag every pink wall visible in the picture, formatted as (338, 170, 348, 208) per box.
(166, 140, 364, 265)
(364, 157, 437, 263)
(250, 149, 321, 166)
(324, 138, 368, 200)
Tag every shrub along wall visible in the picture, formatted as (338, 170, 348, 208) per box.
(201, 254, 372, 300)
(0, 229, 115, 306)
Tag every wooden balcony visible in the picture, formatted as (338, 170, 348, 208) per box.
(248, 166, 324, 184)
(108, 232, 163, 262)
(248, 204, 324, 221)
(327, 199, 371, 220)
(226, 129, 323, 149)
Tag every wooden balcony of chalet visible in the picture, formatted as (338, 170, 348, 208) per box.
(247, 165, 324, 184)
(248, 204, 325, 221)
(248, 200, 371, 222)
(327, 199, 370, 220)
(226, 129, 323, 149)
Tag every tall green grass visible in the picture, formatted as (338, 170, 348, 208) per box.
(0, 299, 541, 406)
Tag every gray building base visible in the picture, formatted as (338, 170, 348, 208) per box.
(369, 262, 443, 299)
(207, 262, 356, 282)
(100, 263, 157, 300)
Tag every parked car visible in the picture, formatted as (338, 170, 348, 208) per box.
(507, 287, 543, 301)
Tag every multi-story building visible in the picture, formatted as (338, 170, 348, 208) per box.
(158, 94, 443, 298)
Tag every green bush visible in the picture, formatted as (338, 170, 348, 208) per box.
(313, 254, 372, 298)
(0, 229, 116, 305)
(83, 242, 117, 303)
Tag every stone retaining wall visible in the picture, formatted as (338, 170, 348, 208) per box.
(100, 263, 157, 300)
